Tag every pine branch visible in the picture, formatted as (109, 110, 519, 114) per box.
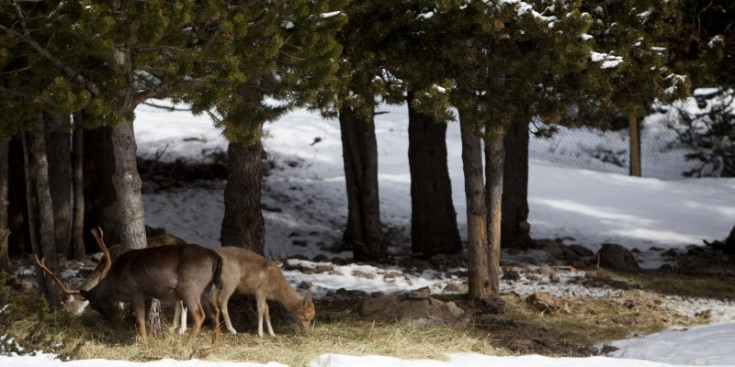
(143, 101, 192, 112)
(1, 0, 101, 97)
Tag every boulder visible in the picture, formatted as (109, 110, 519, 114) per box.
(597, 243, 640, 272)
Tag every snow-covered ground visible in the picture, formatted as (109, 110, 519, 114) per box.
(3, 97, 735, 367)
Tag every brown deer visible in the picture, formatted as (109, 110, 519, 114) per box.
(172, 246, 315, 337)
(50, 233, 189, 331)
(36, 228, 221, 346)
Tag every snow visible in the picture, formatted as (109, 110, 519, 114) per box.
(4, 97, 735, 366)
(590, 51, 624, 69)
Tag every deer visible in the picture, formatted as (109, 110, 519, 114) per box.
(35, 228, 222, 346)
(47, 233, 190, 334)
(172, 246, 315, 337)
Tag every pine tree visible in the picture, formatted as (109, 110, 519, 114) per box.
(422, 0, 598, 302)
(583, 1, 689, 176)
(180, 0, 346, 254)
(386, 3, 463, 260)
(324, 0, 403, 262)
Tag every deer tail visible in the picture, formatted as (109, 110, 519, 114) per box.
(211, 253, 223, 290)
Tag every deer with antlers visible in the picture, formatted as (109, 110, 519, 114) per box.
(48, 233, 188, 317)
(35, 228, 222, 346)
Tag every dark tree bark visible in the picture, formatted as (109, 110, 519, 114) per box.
(0, 138, 9, 272)
(71, 113, 86, 259)
(501, 119, 532, 249)
(221, 133, 265, 255)
(83, 126, 118, 251)
(484, 132, 505, 302)
(339, 105, 385, 262)
(23, 114, 63, 309)
(44, 114, 73, 259)
(8, 137, 29, 256)
(458, 116, 490, 301)
(407, 92, 461, 258)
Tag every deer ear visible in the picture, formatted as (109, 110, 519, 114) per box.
(303, 290, 313, 304)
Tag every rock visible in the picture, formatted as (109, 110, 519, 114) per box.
(292, 240, 308, 247)
(526, 292, 561, 313)
(361, 294, 401, 316)
(537, 239, 580, 262)
(383, 271, 403, 282)
(444, 301, 465, 318)
(502, 270, 521, 281)
(407, 286, 431, 300)
(361, 291, 467, 325)
(597, 243, 640, 272)
(315, 264, 334, 273)
(443, 281, 468, 294)
(662, 249, 679, 257)
(352, 270, 376, 279)
(398, 257, 433, 271)
(567, 244, 594, 258)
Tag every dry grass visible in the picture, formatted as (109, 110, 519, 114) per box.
(9, 315, 504, 366)
(488, 289, 703, 349)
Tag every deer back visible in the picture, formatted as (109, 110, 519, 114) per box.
(216, 246, 285, 295)
(82, 244, 222, 315)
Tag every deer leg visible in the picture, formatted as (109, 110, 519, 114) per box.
(216, 287, 237, 334)
(170, 301, 181, 333)
(256, 293, 267, 338)
(179, 302, 188, 334)
(209, 294, 221, 346)
(132, 298, 148, 343)
(264, 302, 275, 337)
(170, 301, 188, 334)
(183, 300, 204, 347)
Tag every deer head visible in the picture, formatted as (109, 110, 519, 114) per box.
(297, 290, 315, 330)
(34, 227, 112, 300)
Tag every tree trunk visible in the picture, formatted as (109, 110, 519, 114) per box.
(23, 114, 63, 309)
(0, 138, 9, 272)
(501, 119, 531, 249)
(44, 114, 73, 259)
(339, 105, 385, 262)
(221, 135, 265, 255)
(407, 92, 461, 259)
(110, 116, 147, 251)
(628, 113, 642, 177)
(71, 112, 86, 259)
(83, 126, 118, 251)
(8, 137, 29, 256)
(459, 116, 490, 301)
(110, 112, 158, 337)
(484, 131, 505, 302)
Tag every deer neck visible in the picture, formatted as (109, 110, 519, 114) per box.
(273, 279, 303, 314)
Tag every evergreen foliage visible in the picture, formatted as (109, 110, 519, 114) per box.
(668, 0, 733, 89)
(582, 0, 689, 123)
(675, 89, 735, 177)
(183, 0, 347, 145)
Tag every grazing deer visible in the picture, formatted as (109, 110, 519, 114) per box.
(50, 233, 189, 333)
(172, 246, 315, 337)
(36, 228, 221, 346)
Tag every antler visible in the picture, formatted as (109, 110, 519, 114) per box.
(90, 227, 111, 280)
(33, 255, 81, 295)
